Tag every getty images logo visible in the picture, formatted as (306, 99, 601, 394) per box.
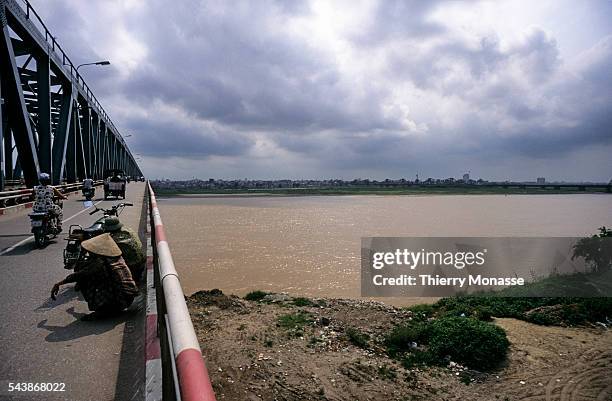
(372, 249, 488, 270)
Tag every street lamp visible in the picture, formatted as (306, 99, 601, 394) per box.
(76, 60, 111, 73)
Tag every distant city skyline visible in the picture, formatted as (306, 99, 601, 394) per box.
(30, 0, 612, 182)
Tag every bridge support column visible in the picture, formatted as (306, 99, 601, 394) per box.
(36, 52, 52, 176)
(51, 84, 73, 184)
(66, 101, 77, 183)
(0, 76, 4, 191)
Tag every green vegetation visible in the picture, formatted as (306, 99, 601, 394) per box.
(404, 304, 436, 320)
(385, 321, 431, 356)
(427, 317, 509, 371)
(572, 226, 612, 273)
(416, 295, 612, 327)
(154, 185, 611, 197)
(385, 316, 509, 371)
(292, 297, 314, 307)
(345, 327, 370, 348)
(277, 312, 312, 330)
(244, 290, 268, 301)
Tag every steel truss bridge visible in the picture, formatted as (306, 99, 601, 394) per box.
(0, 0, 141, 191)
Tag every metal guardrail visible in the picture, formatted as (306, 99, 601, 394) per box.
(148, 182, 217, 401)
(0, 181, 103, 208)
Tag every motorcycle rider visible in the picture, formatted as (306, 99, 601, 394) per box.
(82, 178, 94, 198)
(32, 173, 67, 231)
(83, 178, 94, 190)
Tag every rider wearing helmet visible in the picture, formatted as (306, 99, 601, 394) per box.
(32, 173, 67, 231)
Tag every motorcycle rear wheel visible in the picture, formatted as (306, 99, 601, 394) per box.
(34, 230, 47, 248)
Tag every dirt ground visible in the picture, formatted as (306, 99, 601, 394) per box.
(187, 290, 612, 401)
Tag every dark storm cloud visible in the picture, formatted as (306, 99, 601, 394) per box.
(26, 0, 612, 180)
(122, 0, 398, 134)
(125, 116, 254, 158)
(351, 0, 446, 45)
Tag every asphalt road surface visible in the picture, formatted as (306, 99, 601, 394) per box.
(0, 182, 147, 401)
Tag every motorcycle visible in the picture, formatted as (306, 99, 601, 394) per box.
(82, 186, 95, 200)
(29, 200, 63, 248)
(63, 202, 132, 269)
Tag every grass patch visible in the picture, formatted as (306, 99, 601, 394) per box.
(277, 312, 312, 330)
(345, 327, 370, 348)
(292, 297, 313, 307)
(244, 290, 268, 301)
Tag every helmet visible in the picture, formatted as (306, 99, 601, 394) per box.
(38, 173, 51, 185)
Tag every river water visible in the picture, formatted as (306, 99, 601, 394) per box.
(157, 194, 611, 306)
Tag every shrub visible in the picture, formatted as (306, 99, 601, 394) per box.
(244, 290, 268, 301)
(277, 312, 312, 330)
(346, 327, 370, 348)
(385, 321, 431, 356)
(292, 297, 313, 307)
(427, 317, 509, 371)
(406, 304, 436, 320)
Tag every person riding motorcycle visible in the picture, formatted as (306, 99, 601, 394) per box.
(32, 173, 67, 231)
(103, 217, 146, 282)
(82, 178, 94, 190)
(82, 178, 95, 199)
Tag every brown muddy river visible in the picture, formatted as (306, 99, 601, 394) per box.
(157, 194, 612, 306)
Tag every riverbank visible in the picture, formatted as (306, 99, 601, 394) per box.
(154, 185, 612, 197)
(188, 290, 612, 401)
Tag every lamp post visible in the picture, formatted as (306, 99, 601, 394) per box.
(76, 60, 111, 73)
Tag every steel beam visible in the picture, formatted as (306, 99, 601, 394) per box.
(0, 77, 4, 191)
(66, 101, 77, 183)
(51, 84, 72, 184)
(75, 103, 86, 180)
(1, 0, 142, 185)
(0, 9, 39, 186)
(36, 51, 52, 175)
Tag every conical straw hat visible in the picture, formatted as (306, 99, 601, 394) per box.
(81, 233, 122, 257)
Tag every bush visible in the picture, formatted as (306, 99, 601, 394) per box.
(406, 304, 436, 320)
(346, 327, 370, 348)
(244, 290, 268, 301)
(427, 317, 509, 371)
(277, 312, 312, 330)
(434, 296, 612, 326)
(385, 321, 431, 356)
(292, 297, 313, 307)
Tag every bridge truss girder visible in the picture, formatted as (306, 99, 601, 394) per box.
(0, 0, 141, 190)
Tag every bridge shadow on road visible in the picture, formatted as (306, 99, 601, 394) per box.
(37, 306, 135, 343)
(0, 237, 63, 256)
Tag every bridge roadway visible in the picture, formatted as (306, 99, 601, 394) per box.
(0, 183, 147, 401)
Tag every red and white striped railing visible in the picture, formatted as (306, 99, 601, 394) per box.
(148, 182, 216, 401)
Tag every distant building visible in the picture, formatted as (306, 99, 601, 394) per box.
(463, 173, 470, 182)
(537, 177, 546, 184)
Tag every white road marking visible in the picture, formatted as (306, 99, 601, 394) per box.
(0, 200, 103, 256)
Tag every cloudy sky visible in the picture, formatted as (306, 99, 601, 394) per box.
(30, 0, 612, 181)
